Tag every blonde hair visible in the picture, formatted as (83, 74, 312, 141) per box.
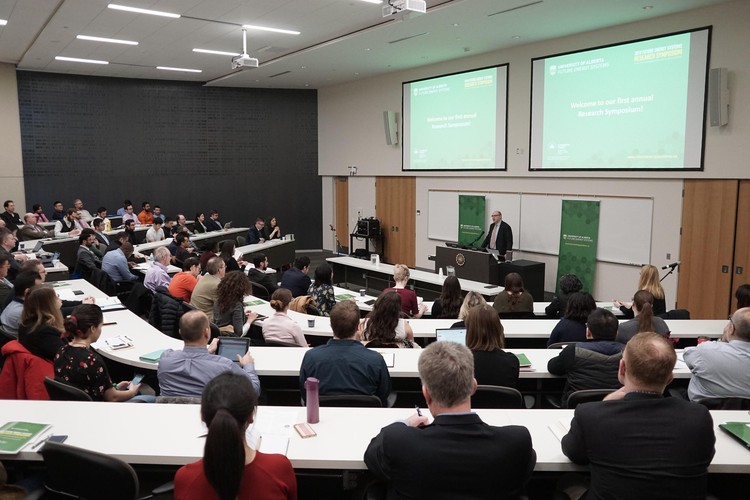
(393, 264, 410, 283)
(19, 287, 64, 333)
(458, 292, 487, 320)
(638, 265, 664, 300)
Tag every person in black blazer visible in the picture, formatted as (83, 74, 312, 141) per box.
(364, 341, 535, 500)
(205, 210, 223, 232)
(561, 333, 715, 500)
(247, 253, 278, 297)
(279, 256, 311, 298)
(246, 217, 265, 244)
(480, 210, 513, 256)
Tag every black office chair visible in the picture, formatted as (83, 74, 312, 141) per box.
(39, 440, 173, 500)
(498, 311, 537, 319)
(263, 338, 300, 347)
(566, 389, 616, 409)
(249, 280, 271, 301)
(44, 376, 93, 402)
(697, 397, 750, 410)
(658, 309, 691, 320)
(236, 236, 247, 246)
(318, 394, 383, 407)
(471, 385, 524, 409)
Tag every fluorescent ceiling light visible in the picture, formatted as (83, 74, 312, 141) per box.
(55, 56, 109, 65)
(242, 24, 300, 35)
(0, 19, 8, 26)
(156, 66, 201, 73)
(107, 3, 180, 18)
(360, 0, 383, 3)
(77, 35, 138, 45)
(193, 48, 240, 56)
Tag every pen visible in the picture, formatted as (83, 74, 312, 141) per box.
(31, 434, 51, 450)
(415, 405, 422, 417)
(103, 322, 117, 326)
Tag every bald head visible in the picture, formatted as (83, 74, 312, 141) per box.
(23, 213, 37, 224)
(622, 332, 675, 390)
(179, 310, 210, 344)
(730, 307, 750, 341)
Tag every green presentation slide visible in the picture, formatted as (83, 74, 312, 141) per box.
(408, 67, 499, 170)
(541, 32, 692, 168)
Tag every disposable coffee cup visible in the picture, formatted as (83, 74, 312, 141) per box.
(359, 289, 366, 297)
(307, 319, 315, 328)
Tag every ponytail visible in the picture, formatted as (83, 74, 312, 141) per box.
(633, 290, 655, 333)
(203, 408, 245, 500)
(63, 305, 103, 340)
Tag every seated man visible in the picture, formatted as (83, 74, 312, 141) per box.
(246, 217, 265, 244)
(173, 233, 195, 267)
(51, 201, 66, 221)
(116, 199, 132, 217)
(73, 198, 92, 219)
(683, 307, 750, 402)
(158, 310, 260, 398)
(548, 307, 624, 407)
(247, 253, 278, 297)
(562, 333, 715, 499)
(138, 201, 153, 225)
(144, 246, 172, 293)
(300, 300, 390, 405)
(74, 229, 102, 280)
(152, 205, 165, 223)
(121, 203, 137, 224)
(53, 208, 82, 237)
(91, 217, 111, 252)
(168, 257, 200, 303)
(280, 256, 311, 298)
(364, 341, 536, 499)
(17, 213, 53, 241)
(0, 271, 42, 335)
(0, 229, 26, 280)
(102, 241, 138, 283)
(123, 219, 138, 245)
(205, 210, 223, 231)
(190, 257, 225, 322)
(145, 219, 165, 242)
(0, 255, 13, 309)
(0, 200, 23, 232)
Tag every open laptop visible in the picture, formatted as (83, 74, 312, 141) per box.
(223, 221, 232, 229)
(435, 328, 467, 345)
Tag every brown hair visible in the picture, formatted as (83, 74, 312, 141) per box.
(633, 290, 655, 333)
(19, 287, 64, 333)
(418, 342, 474, 407)
(503, 272, 525, 306)
(363, 291, 401, 343)
(624, 332, 675, 388)
(329, 300, 360, 339)
(269, 288, 293, 312)
(63, 304, 103, 340)
(465, 304, 505, 351)
(215, 271, 251, 314)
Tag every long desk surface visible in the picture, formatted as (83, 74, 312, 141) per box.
(134, 227, 249, 253)
(1, 401, 748, 473)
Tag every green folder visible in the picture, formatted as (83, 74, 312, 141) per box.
(0, 421, 51, 454)
(139, 349, 167, 363)
(515, 353, 532, 367)
(719, 422, 750, 449)
(335, 293, 356, 300)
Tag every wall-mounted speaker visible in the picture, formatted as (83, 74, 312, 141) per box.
(383, 110, 398, 145)
(709, 67, 729, 127)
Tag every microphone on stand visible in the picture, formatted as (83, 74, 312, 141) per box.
(468, 230, 485, 247)
(661, 262, 680, 270)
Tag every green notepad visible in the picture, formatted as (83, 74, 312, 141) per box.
(139, 349, 167, 363)
(243, 299, 265, 306)
(0, 421, 51, 454)
(335, 293, 356, 300)
(719, 422, 750, 449)
(515, 353, 532, 367)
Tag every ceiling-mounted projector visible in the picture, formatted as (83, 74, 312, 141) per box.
(383, 0, 426, 17)
(231, 28, 258, 70)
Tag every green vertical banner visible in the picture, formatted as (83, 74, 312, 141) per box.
(458, 195, 486, 246)
(557, 200, 600, 294)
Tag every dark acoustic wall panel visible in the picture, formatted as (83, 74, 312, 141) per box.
(17, 71, 320, 248)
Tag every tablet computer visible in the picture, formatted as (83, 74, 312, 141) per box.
(217, 337, 250, 363)
(435, 328, 467, 345)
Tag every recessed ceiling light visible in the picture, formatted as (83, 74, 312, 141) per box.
(193, 48, 240, 56)
(77, 35, 138, 45)
(0, 19, 8, 26)
(107, 4, 180, 18)
(364, 48, 371, 51)
(642, 5, 654, 9)
(360, 0, 383, 4)
(156, 66, 201, 73)
(55, 56, 109, 65)
(511, 35, 521, 39)
(452, 23, 459, 27)
(242, 24, 300, 35)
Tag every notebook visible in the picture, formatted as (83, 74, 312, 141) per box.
(139, 349, 167, 363)
(719, 422, 750, 450)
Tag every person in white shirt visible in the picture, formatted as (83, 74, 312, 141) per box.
(53, 209, 82, 237)
(73, 199, 92, 219)
(146, 219, 166, 242)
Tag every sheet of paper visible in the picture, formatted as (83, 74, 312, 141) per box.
(247, 408, 301, 455)
(548, 419, 570, 442)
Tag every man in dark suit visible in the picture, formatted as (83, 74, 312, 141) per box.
(364, 341, 536, 499)
(562, 332, 715, 499)
(280, 255, 311, 298)
(247, 253, 278, 298)
(481, 210, 513, 256)
(205, 210, 223, 232)
(246, 217, 266, 244)
(17, 213, 54, 241)
(74, 229, 101, 280)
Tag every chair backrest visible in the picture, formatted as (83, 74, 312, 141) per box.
(658, 309, 691, 320)
(698, 397, 750, 410)
(148, 286, 184, 338)
(319, 394, 383, 407)
(547, 341, 579, 350)
(44, 376, 93, 401)
(498, 311, 537, 319)
(471, 385, 524, 409)
(236, 235, 247, 246)
(91, 268, 116, 296)
(249, 280, 270, 300)
(40, 440, 139, 500)
(263, 338, 300, 347)
(566, 389, 615, 409)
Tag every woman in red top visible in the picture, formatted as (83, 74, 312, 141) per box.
(383, 264, 427, 318)
(174, 372, 297, 500)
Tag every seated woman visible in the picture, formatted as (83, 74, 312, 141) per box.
(466, 304, 519, 388)
(431, 275, 463, 319)
(262, 288, 307, 347)
(545, 273, 583, 318)
(383, 264, 427, 318)
(451, 291, 487, 329)
(54, 304, 151, 402)
(492, 273, 534, 317)
(193, 212, 208, 234)
(615, 290, 671, 344)
(614, 264, 666, 318)
(213, 271, 258, 337)
(736, 283, 750, 310)
(307, 263, 335, 317)
(199, 241, 220, 272)
(360, 291, 418, 349)
(219, 240, 247, 273)
(174, 372, 297, 500)
(18, 287, 65, 361)
(547, 292, 597, 346)
(265, 216, 281, 240)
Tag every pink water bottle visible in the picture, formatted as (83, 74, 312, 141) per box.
(304, 377, 320, 424)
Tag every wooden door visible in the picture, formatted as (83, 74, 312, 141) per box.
(731, 180, 750, 312)
(334, 176, 348, 253)
(677, 180, 738, 319)
(376, 176, 416, 267)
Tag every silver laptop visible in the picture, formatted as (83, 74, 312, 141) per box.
(435, 328, 467, 345)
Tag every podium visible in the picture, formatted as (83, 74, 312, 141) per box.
(435, 246, 500, 284)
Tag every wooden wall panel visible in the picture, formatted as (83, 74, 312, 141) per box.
(731, 180, 750, 312)
(334, 177, 348, 252)
(376, 177, 415, 267)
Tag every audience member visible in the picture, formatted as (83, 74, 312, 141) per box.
(121, 203, 137, 223)
(74, 229, 101, 280)
(0, 229, 26, 280)
(364, 341, 535, 499)
(102, 242, 138, 283)
(91, 218, 110, 255)
(152, 205, 165, 223)
(280, 256, 311, 298)
(547, 292, 597, 346)
(158, 310, 260, 398)
(431, 275, 463, 319)
(18, 287, 65, 361)
(262, 288, 307, 347)
(545, 273, 583, 318)
(0, 255, 13, 308)
(0, 200, 22, 232)
(218, 239, 245, 272)
(300, 300, 390, 404)
(361, 291, 417, 348)
(683, 307, 750, 402)
(115, 199, 132, 217)
(173, 233, 195, 267)
(73, 199, 92, 219)
(735, 284, 750, 310)
(32, 203, 49, 223)
(123, 219, 138, 245)
(246, 217, 266, 244)
(168, 257, 201, 303)
(616, 290, 670, 344)
(174, 214, 192, 235)
(17, 213, 53, 241)
(143, 247, 172, 292)
(20, 259, 95, 315)
(145, 219, 165, 242)
(193, 212, 208, 234)
(465, 303, 519, 388)
(614, 264, 666, 318)
(137, 201, 153, 225)
(174, 372, 296, 499)
(190, 257, 226, 322)
(548, 308, 624, 407)
(53, 208, 82, 237)
(265, 216, 281, 240)
(199, 241, 219, 270)
(493, 272, 533, 317)
(247, 253, 278, 295)
(451, 291, 486, 328)
(0, 271, 42, 335)
(384, 264, 427, 318)
(206, 210, 223, 231)
(162, 217, 175, 237)
(307, 263, 335, 316)
(213, 271, 257, 337)
(51, 201, 65, 221)
(561, 333, 715, 499)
